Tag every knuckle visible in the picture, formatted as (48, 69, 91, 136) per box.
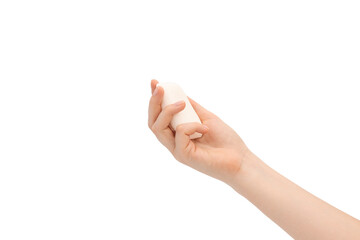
(176, 157, 184, 163)
(163, 105, 175, 115)
(173, 150, 183, 162)
(151, 124, 158, 133)
(175, 153, 187, 164)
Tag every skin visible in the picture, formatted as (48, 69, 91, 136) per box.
(148, 79, 360, 239)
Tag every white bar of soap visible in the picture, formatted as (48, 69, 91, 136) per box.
(157, 82, 203, 139)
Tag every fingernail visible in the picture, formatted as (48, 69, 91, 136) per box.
(174, 100, 185, 106)
(153, 86, 159, 96)
(203, 125, 209, 130)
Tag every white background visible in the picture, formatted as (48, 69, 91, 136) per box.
(1, 0, 359, 239)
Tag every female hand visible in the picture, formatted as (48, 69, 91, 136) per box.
(148, 79, 250, 184)
(148, 79, 360, 239)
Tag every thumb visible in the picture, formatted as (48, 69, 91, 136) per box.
(175, 123, 209, 153)
(188, 97, 217, 120)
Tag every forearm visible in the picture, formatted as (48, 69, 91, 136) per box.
(230, 152, 360, 239)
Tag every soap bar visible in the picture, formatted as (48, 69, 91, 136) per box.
(157, 82, 202, 139)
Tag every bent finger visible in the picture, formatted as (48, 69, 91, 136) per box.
(175, 123, 209, 153)
(151, 101, 186, 153)
(152, 101, 185, 133)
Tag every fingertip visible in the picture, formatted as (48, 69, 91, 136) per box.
(196, 124, 209, 134)
(151, 79, 159, 93)
(188, 97, 216, 120)
(180, 102, 186, 111)
(187, 97, 202, 113)
(187, 97, 200, 108)
(187, 97, 196, 107)
(157, 86, 164, 97)
(173, 100, 186, 108)
(152, 85, 164, 98)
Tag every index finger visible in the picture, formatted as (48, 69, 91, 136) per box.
(148, 80, 164, 128)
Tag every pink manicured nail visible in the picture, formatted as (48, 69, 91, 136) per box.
(203, 125, 209, 130)
(174, 100, 185, 106)
(153, 86, 159, 96)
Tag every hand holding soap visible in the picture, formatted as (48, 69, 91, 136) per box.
(157, 82, 203, 139)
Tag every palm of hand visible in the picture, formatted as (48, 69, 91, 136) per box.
(175, 115, 248, 183)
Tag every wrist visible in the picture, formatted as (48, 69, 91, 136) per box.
(228, 151, 266, 196)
